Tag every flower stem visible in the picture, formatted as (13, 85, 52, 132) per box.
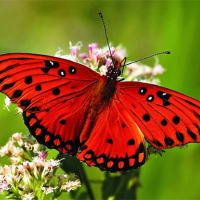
(79, 163, 95, 200)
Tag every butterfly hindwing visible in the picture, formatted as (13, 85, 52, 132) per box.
(118, 81, 200, 148)
(23, 89, 93, 155)
(77, 94, 147, 172)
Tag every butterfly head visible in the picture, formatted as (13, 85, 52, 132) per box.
(106, 57, 126, 81)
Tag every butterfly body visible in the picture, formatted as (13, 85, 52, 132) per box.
(0, 53, 200, 172)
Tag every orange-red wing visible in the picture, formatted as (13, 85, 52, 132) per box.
(118, 81, 200, 148)
(0, 53, 99, 111)
(77, 95, 147, 172)
(0, 53, 100, 156)
(23, 89, 93, 155)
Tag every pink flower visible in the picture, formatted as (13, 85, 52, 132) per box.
(38, 151, 47, 160)
(69, 41, 82, 60)
(152, 63, 165, 76)
(106, 59, 112, 68)
(79, 53, 87, 59)
(88, 43, 98, 57)
(113, 48, 126, 60)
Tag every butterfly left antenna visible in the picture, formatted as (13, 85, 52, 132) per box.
(98, 12, 115, 68)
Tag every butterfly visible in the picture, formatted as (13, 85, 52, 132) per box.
(0, 53, 200, 172)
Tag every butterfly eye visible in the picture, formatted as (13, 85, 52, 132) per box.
(69, 66, 76, 74)
(58, 69, 66, 77)
(117, 70, 121, 76)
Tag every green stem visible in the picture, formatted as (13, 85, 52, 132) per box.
(79, 163, 95, 200)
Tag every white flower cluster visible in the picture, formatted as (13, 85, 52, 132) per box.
(0, 133, 81, 200)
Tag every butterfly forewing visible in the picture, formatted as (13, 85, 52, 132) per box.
(0, 53, 100, 156)
(118, 81, 200, 148)
(0, 53, 99, 111)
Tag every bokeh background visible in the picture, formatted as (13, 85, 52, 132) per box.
(0, 1, 200, 199)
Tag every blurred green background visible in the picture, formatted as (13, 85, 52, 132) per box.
(0, 1, 200, 199)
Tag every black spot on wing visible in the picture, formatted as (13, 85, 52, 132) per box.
(152, 140, 163, 147)
(44, 60, 59, 68)
(185, 100, 200, 109)
(59, 120, 66, 125)
(138, 142, 145, 153)
(42, 59, 60, 74)
(12, 90, 23, 98)
(25, 76, 32, 84)
(139, 87, 147, 95)
(29, 107, 40, 112)
(58, 69, 66, 77)
(161, 119, 167, 126)
(173, 116, 180, 125)
(0, 76, 9, 83)
(157, 91, 172, 106)
(143, 114, 150, 122)
(194, 123, 200, 135)
(107, 139, 113, 144)
(35, 85, 42, 91)
(194, 111, 200, 121)
(2, 82, 15, 90)
(122, 124, 126, 128)
(157, 91, 172, 100)
(176, 132, 184, 143)
(164, 136, 174, 146)
(41, 67, 50, 74)
(69, 66, 76, 74)
(20, 99, 31, 108)
(127, 139, 135, 145)
(0, 65, 16, 74)
(163, 99, 171, 106)
(52, 88, 60, 95)
(187, 128, 197, 140)
(147, 95, 154, 102)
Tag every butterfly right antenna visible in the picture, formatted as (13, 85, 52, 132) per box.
(125, 51, 170, 66)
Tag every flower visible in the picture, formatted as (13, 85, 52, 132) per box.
(22, 192, 34, 200)
(0, 133, 81, 199)
(152, 60, 165, 76)
(4, 96, 13, 111)
(41, 186, 58, 194)
(38, 151, 47, 160)
(55, 42, 82, 62)
(62, 179, 81, 192)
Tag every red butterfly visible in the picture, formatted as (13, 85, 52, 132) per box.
(0, 52, 200, 172)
